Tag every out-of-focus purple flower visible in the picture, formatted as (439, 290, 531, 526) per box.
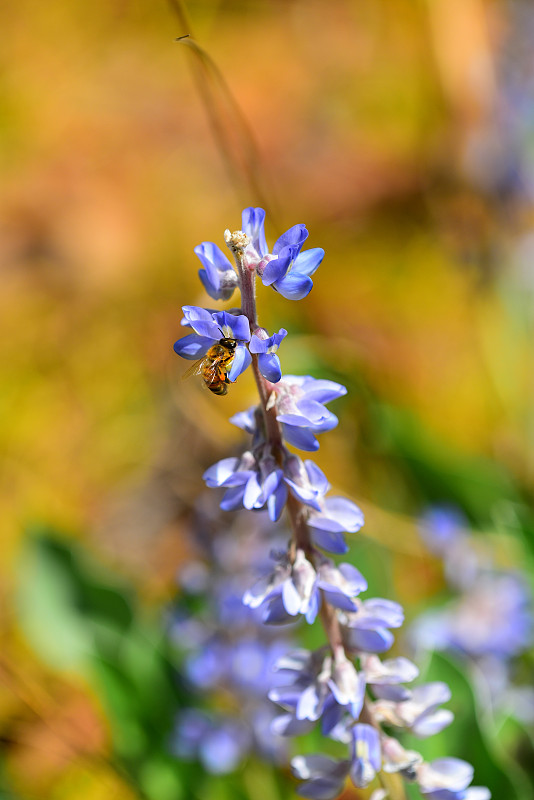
(372, 682, 454, 738)
(381, 735, 422, 777)
(273, 375, 347, 451)
(171, 710, 249, 774)
(194, 241, 238, 300)
(361, 654, 419, 701)
(290, 725, 383, 796)
(291, 754, 350, 800)
(413, 505, 534, 722)
(349, 723, 381, 787)
(416, 757, 491, 799)
(419, 505, 479, 589)
(185, 637, 229, 689)
(413, 572, 533, 661)
(174, 306, 252, 382)
(419, 506, 467, 553)
(340, 598, 404, 654)
(249, 327, 287, 383)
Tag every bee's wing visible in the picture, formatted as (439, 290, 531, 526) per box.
(182, 357, 207, 380)
(202, 359, 223, 386)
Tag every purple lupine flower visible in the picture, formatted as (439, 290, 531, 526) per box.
(171, 710, 249, 774)
(240, 207, 324, 300)
(340, 598, 404, 653)
(185, 636, 230, 689)
(174, 306, 252, 381)
(244, 550, 367, 625)
(372, 682, 454, 738)
(273, 375, 347, 451)
(249, 327, 288, 382)
(283, 456, 331, 510)
(269, 648, 366, 735)
(172, 210, 492, 800)
(413, 572, 533, 661)
(194, 241, 238, 300)
(416, 758, 491, 799)
(308, 497, 365, 553)
(260, 225, 324, 300)
(419, 505, 479, 589)
(284, 454, 365, 552)
(203, 451, 288, 521)
(329, 653, 366, 720)
(349, 723, 381, 787)
(243, 549, 320, 624)
(361, 654, 419, 701)
(381, 735, 423, 777)
(291, 754, 350, 800)
(316, 559, 367, 611)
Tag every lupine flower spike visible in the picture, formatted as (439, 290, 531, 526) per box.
(173, 208, 491, 800)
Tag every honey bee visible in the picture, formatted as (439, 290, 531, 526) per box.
(182, 337, 238, 395)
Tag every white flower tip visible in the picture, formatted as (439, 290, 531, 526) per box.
(224, 229, 250, 251)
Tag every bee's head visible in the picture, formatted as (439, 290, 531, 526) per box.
(220, 337, 237, 350)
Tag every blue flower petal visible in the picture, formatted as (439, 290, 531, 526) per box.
(272, 224, 308, 256)
(310, 529, 349, 554)
(285, 479, 323, 512)
(344, 627, 394, 653)
(321, 589, 358, 612)
(220, 485, 247, 511)
(181, 306, 222, 339)
(227, 345, 252, 382)
(258, 352, 282, 383)
(263, 594, 293, 625)
(304, 460, 330, 494)
(305, 588, 321, 624)
(309, 497, 364, 533)
(243, 474, 263, 509)
(268, 481, 288, 522)
(293, 247, 325, 276)
(281, 424, 320, 452)
(198, 269, 236, 301)
(194, 242, 233, 288)
(242, 207, 267, 257)
(262, 254, 291, 286)
(203, 457, 240, 487)
(274, 273, 314, 300)
(302, 379, 348, 403)
(229, 407, 256, 433)
(213, 311, 251, 342)
(174, 334, 213, 359)
(282, 579, 302, 616)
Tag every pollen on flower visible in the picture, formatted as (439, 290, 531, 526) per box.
(224, 229, 250, 252)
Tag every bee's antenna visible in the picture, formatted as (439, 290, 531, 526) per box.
(175, 34, 190, 41)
